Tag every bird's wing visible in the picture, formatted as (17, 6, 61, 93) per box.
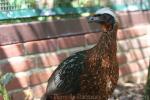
(46, 51, 86, 95)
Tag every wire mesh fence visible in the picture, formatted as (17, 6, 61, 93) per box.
(0, 0, 16, 11)
(0, 0, 35, 11)
(0, 0, 102, 11)
(0, 0, 149, 11)
(0, 0, 149, 22)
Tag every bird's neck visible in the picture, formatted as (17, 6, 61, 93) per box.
(95, 30, 117, 53)
(86, 25, 118, 62)
(98, 24, 118, 50)
(85, 29, 118, 72)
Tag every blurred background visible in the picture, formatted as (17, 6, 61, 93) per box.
(0, 0, 150, 100)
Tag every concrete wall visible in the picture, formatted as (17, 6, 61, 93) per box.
(0, 10, 150, 99)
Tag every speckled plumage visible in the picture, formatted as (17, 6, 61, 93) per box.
(78, 28, 118, 100)
(43, 8, 119, 100)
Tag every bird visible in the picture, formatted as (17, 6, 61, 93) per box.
(42, 7, 119, 100)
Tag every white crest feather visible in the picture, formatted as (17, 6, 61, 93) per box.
(95, 8, 118, 23)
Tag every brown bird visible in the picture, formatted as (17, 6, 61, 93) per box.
(43, 7, 119, 100)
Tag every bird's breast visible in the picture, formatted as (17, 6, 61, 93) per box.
(78, 51, 118, 98)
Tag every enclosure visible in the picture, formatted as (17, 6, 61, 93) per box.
(0, 0, 150, 100)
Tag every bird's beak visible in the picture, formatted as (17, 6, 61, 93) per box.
(87, 15, 104, 23)
(87, 16, 99, 23)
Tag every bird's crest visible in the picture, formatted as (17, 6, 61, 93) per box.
(95, 7, 119, 23)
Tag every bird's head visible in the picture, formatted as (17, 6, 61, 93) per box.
(88, 7, 119, 32)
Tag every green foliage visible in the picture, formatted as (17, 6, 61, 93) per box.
(54, 0, 73, 7)
(0, 84, 10, 100)
(0, 73, 14, 85)
(54, 0, 101, 7)
(0, 73, 14, 100)
(8, 0, 36, 9)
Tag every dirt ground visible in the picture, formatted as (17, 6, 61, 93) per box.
(38, 83, 145, 100)
(109, 83, 145, 100)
